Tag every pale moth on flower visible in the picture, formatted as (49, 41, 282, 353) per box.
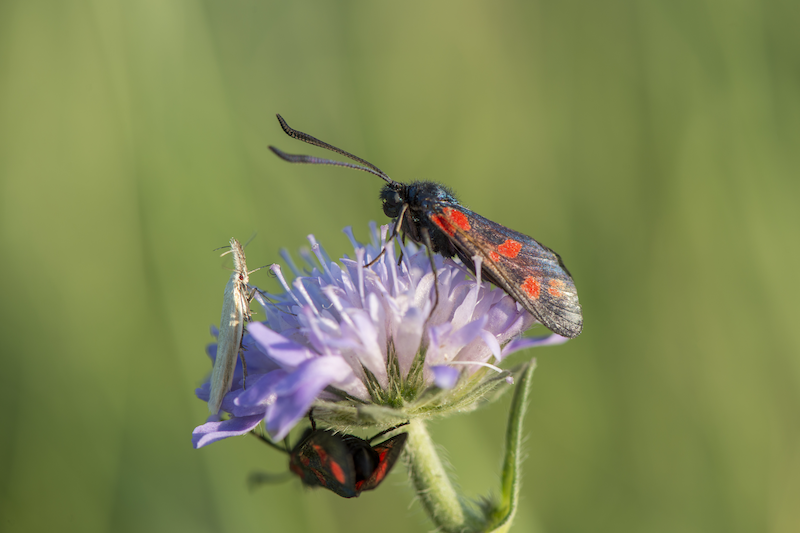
(208, 238, 260, 414)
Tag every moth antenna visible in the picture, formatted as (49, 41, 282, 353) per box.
(269, 146, 393, 184)
(216, 234, 257, 255)
(246, 264, 270, 276)
(243, 232, 258, 248)
(272, 114, 396, 185)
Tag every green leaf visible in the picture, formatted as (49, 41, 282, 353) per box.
(484, 359, 537, 532)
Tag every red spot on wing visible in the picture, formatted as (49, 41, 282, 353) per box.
(290, 463, 303, 477)
(497, 239, 522, 258)
(433, 208, 471, 236)
(356, 433, 407, 493)
(521, 277, 541, 299)
(431, 214, 456, 236)
(489, 251, 500, 262)
(443, 207, 471, 231)
(312, 444, 328, 464)
(548, 279, 565, 298)
(357, 449, 390, 491)
(328, 460, 346, 484)
(371, 457, 390, 482)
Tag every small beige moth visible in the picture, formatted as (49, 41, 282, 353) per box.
(208, 238, 259, 414)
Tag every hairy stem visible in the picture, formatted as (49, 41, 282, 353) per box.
(404, 418, 476, 532)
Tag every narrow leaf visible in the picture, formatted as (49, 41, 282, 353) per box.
(485, 359, 536, 532)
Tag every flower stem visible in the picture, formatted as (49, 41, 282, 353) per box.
(404, 418, 476, 532)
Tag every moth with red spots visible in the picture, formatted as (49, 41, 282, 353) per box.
(269, 115, 583, 338)
(256, 416, 409, 498)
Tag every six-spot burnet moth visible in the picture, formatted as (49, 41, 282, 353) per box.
(253, 415, 409, 498)
(208, 238, 264, 414)
(268, 115, 583, 338)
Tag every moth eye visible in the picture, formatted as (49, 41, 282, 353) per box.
(381, 191, 403, 218)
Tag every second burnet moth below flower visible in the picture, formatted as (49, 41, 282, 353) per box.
(208, 238, 263, 414)
(268, 115, 583, 338)
(253, 415, 409, 498)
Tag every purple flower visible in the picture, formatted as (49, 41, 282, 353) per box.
(193, 223, 567, 448)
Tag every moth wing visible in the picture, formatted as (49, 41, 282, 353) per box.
(356, 432, 408, 493)
(428, 205, 583, 338)
(208, 275, 248, 413)
(290, 431, 358, 498)
(208, 239, 255, 414)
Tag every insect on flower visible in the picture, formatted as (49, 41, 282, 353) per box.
(192, 223, 566, 451)
(269, 115, 583, 338)
(253, 415, 409, 498)
(208, 238, 263, 414)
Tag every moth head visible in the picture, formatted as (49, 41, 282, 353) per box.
(380, 184, 405, 218)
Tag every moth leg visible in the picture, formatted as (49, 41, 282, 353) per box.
(238, 341, 248, 390)
(247, 426, 292, 490)
(250, 427, 287, 453)
(420, 226, 440, 315)
(308, 408, 317, 430)
(364, 246, 386, 267)
(239, 288, 257, 390)
(367, 421, 410, 444)
(232, 414, 287, 453)
(253, 287, 298, 317)
(397, 233, 408, 265)
(247, 470, 292, 491)
(365, 203, 408, 268)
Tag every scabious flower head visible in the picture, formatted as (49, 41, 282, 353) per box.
(193, 223, 566, 448)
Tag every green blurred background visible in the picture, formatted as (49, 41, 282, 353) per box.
(1, 1, 798, 532)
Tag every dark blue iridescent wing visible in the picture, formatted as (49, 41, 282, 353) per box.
(289, 430, 358, 498)
(355, 433, 408, 493)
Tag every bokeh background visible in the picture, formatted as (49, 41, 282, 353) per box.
(1, 1, 798, 532)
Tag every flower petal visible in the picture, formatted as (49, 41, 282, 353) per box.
(393, 305, 426, 378)
(500, 334, 569, 360)
(248, 322, 315, 367)
(232, 370, 289, 417)
(426, 315, 488, 368)
(450, 315, 488, 349)
(265, 356, 354, 441)
(432, 366, 461, 389)
(479, 330, 502, 360)
(192, 414, 263, 449)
